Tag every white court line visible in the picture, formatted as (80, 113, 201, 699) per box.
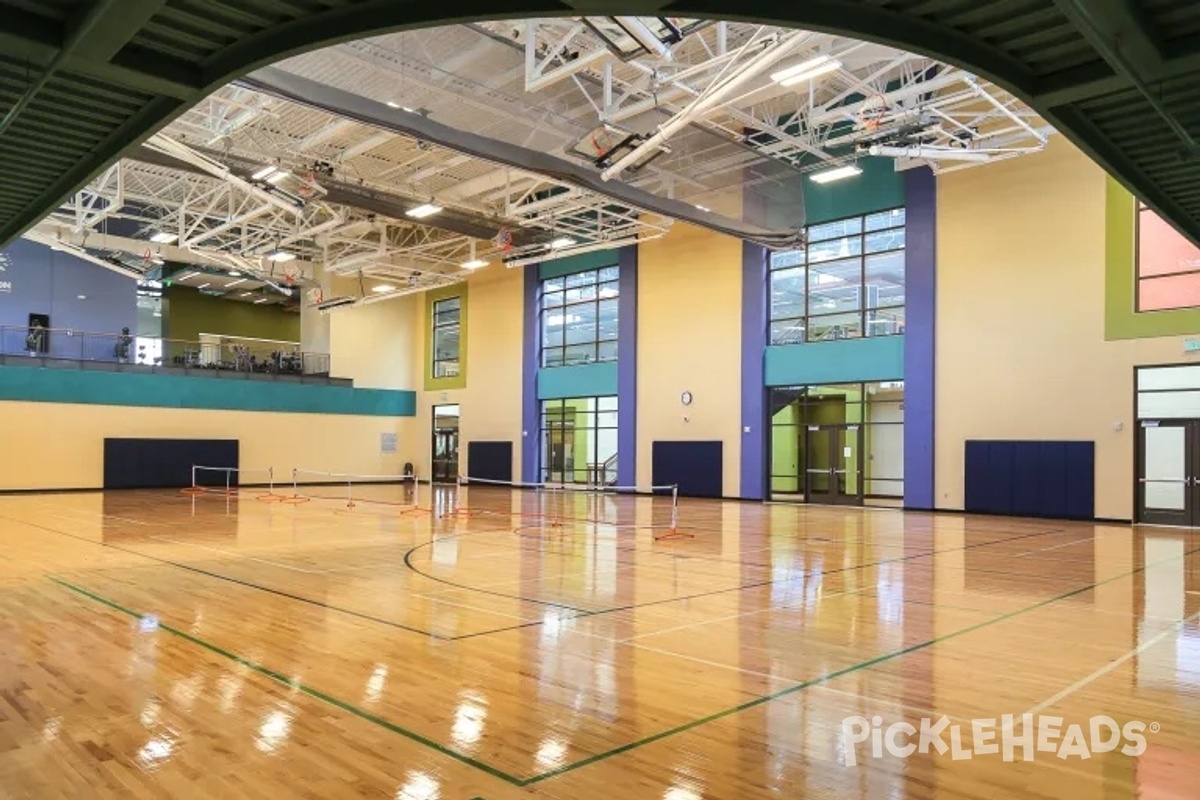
(1024, 609, 1200, 717)
(1013, 536, 1094, 556)
(149, 535, 323, 573)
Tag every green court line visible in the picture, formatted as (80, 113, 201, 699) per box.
(49, 577, 527, 787)
(51, 539, 1200, 788)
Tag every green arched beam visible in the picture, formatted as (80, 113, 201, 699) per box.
(0, 0, 1198, 248)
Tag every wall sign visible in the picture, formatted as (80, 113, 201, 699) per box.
(1185, 338, 1200, 354)
(380, 432, 397, 454)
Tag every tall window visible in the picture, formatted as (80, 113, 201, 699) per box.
(432, 296, 461, 378)
(769, 208, 905, 344)
(540, 396, 618, 484)
(1137, 202, 1200, 311)
(541, 266, 619, 367)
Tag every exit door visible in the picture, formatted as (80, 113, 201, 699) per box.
(1138, 420, 1200, 525)
(432, 405, 460, 483)
(805, 425, 863, 505)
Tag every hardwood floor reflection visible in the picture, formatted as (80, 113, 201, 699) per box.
(0, 486, 1196, 799)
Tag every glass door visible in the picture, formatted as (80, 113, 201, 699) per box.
(431, 404, 460, 483)
(805, 425, 863, 505)
(1137, 420, 1199, 525)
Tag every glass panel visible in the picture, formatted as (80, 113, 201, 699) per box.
(770, 268, 806, 320)
(1139, 273, 1200, 312)
(597, 280, 620, 299)
(1143, 426, 1187, 511)
(565, 271, 596, 288)
(865, 251, 904, 309)
(542, 312, 563, 347)
(433, 297, 460, 324)
(807, 429, 832, 495)
(770, 422, 803, 495)
(808, 217, 862, 242)
(596, 339, 619, 361)
(866, 208, 905, 231)
(865, 228, 905, 254)
(1138, 206, 1200, 277)
(564, 303, 597, 345)
(808, 235, 862, 264)
(596, 409, 618, 428)
(866, 306, 905, 337)
(564, 283, 597, 303)
(433, 326, 458, 361)
(1139, 366, 1200, 392)
(1138, 390, 1200, 419)
(807, 312, 862, 341)
(865, 478, 904, 497)
(596, 298, 619, 340)
(543, 346, 565, 367)
(597, 266, 619, 282)
(597, 396, 618, 411)
(770, 319, 805, 345)
(543, 289, 564, 308)
(769, 249, 805, 270)
(838, 427, 861, 496)
(543, 277, 565, 292)
(563, 343, 594, 365)
(808, 257, 861, 313)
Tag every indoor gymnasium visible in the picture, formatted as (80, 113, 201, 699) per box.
(1, 3, 1199, 799)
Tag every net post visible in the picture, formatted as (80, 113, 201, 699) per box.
(268, 466, 274, 495)
(292, 467, 299, 499)
(346, 477, 354, 509)
(225, 467, 231, 496)
(411, 473, 419, 510)
(191, 464, 197, 491)
(671, 484, 679, 533)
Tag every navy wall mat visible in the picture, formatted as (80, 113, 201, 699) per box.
(964, 440, 1094, 520)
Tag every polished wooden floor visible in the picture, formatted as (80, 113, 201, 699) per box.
(0, 484, 1197, 799)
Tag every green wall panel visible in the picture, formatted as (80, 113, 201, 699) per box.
(0, 364, 414, 416)
(538, 250, 620, 280)
(165, 286, 302, 343)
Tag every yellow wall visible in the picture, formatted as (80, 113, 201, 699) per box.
(0, 400, 406, 490)
(409, 267, 524, 481)
(936, 138, 1184, 520)
(328, 292, 419, 390)
(637, 223, 743, 495)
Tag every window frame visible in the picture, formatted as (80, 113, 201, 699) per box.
(431, 295, 461, 379)
(540, 266, 620, 368)
(768, 208, 906, 345)
(539, 395, 619, 484)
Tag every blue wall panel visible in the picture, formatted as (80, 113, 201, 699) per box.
(537, 362, 619, 399)
(0, 364, 415, 416)
(765, 336, 904, 387)
(964, 440, 1094, 520)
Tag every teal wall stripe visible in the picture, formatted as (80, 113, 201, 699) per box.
(538, 250, 620, 280)
(765, 337, 904, 386)
(0, 364, 415, 416)
(537, 362, 618, 399)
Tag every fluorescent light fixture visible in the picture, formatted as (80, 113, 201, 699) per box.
(550, 237, 577, 249)
(252, 165, 278, 180)
(229, 271, 241, 277)
(240, 291, 254, 297)
(386, 101, 400, 109)
(267, 251, 296, 262)
(254, 297, 270, 304)
(694, 204, 710, 212)
(179, 271, 199, 280)
(810, 164, 863, 184)
(461, 259, 488, 270)
(149, 231, 177, 244)
(153, 311, 162, 318)
(771, 55, 842, 86)
(266, 171, 289, 184)
(151, 257, 165, 266)
(197, 282, 211, 289)
(226, 278, 247, 288)
(76, 294, 87, 300)
(406, 203, 443, 219)
(372, 284, 395, 293)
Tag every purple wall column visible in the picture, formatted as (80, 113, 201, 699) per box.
(904, 167, 937, 509)
(521, 265, 540, 484)
(617, 245, 638, 488)
(740, 241, 769, 500)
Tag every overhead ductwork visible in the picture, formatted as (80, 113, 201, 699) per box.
(239, 66, 805, 250)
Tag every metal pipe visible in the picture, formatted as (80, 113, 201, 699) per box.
(962, 75, 1047, 144)
(0, 0, 119, 138)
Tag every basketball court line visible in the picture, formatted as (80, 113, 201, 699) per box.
(49, 540, 1200, 788)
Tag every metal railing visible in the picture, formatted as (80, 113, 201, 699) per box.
(1, 325, 331, 377)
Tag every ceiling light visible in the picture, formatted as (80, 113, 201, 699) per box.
(197, 282, 211, 289)
(179, 271, 199, 280)
(461, 259, 488, 270)
(406, 203, 442, 219)
(694, 204, 710, 212)
(266, 171, 289, 184)
(240, 291, 254, 297)
(372, 284, 395, 293)
(149, 231, 177, 244)
(771, 55, 842, 86)
(153, 311, 162, 318)
(550, 237, 577, 249)
(810, 164, 863, 184)
(151, 257, 165, 266)
(76, 294, 87, 300)
(229, 271, 241, 277)
(254, 297, 270, 304)
(386, 101, 400, 109)
(252, 165, 278, 180)
(226, 278, 247, 288)
(267, 251, 296, 263)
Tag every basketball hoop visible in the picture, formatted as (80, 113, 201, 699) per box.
(307, 287, 324, 305)
(280, 263, 302, 285)
(492, 228, 514, 252)
(858, 94, 890, 132)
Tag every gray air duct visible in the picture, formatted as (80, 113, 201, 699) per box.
(239, 66, 805, 250)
